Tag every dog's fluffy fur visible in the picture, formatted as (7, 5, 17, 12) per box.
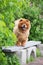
(13, 18, 31, 46)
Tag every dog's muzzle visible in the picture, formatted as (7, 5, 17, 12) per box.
(21, 24, 26, 30)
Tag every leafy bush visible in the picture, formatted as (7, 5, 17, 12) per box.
(0, 0, 43, 65)
(0, 49, 8, 65)
(0, 0, 43, 42)
(6, 54, 20, 65)
(0, 48, 20, 65)
(0, 20, 17, 46)
(0, 20, 18, 65)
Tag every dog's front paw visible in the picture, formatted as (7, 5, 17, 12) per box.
(16, 41, 21, 46)
(21, 41, 26, 46)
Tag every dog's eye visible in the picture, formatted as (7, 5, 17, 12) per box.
(20, 19, 23, 22)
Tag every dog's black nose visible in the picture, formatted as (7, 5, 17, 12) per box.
(23, 25, 25, 28)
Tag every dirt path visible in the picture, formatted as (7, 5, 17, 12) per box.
(26, 57, 43, 65)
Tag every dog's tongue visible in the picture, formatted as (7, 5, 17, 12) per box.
(22, 27, 26, 30)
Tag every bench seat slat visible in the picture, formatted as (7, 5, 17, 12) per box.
(2, 41, 41, 52)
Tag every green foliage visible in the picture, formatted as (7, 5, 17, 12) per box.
(0, 0, 43, 65)
(6, 54, 20, 65)
(36, 48, 41, 57)
(0, 20, 17, 46)
(0, 20, 18, 65)
(0, 0, 43, 42)
(0, 48, 20, 65)
(0, 49, 8, 65)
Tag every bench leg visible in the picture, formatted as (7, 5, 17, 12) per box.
(16, 49, 26, 65)
(26, 46, 36, 61)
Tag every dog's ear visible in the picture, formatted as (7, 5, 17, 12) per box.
(19, 18, 23, 22)
(20, 19, 23, 22)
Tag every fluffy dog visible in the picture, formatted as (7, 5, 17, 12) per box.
(13, 18, 31, 46)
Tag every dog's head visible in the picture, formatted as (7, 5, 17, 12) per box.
(15, 18, 31, 33)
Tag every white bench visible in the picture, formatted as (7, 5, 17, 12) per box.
(2, 41, 41, 65)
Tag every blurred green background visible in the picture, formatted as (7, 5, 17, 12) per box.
(0, 0, 43, 65)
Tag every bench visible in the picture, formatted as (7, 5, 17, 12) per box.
(2, 41, 41, 65)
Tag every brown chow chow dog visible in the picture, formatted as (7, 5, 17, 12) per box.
(13, 18, 31, 46)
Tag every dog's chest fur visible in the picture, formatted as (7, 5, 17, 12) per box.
(13, 27, 29, 41)
(16, 29, 29, 39)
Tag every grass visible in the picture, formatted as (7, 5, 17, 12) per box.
(26, 56, 34, 63)
(36, 48, 41, 57)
